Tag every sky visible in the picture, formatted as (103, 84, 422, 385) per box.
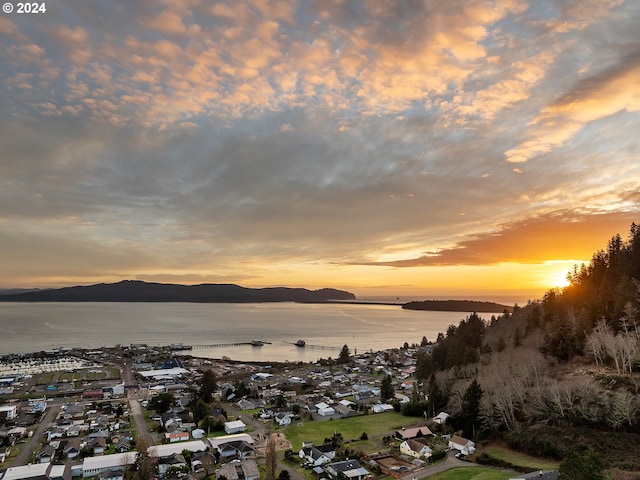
(1, 0, 639, 303)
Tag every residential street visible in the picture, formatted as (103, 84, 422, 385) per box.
(10, 402, 60, 467)
(129, 398, 154, 447)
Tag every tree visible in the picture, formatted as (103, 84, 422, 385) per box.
(196, 369, 217, 403)
(337, 345, 350, 364)
(265, 434, 278, 480)
(132, 437, 156, 480)
(380, 374, 394, 403)
(149, 392, 175, 413)
(559, 445, 606, 480)
(461, 378, 483, 438)
(192, 399, 209, 425)
(278, 470, 291, 480)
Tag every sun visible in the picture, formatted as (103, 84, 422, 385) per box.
(549, 270, 571, 288)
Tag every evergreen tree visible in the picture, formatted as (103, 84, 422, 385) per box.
(559, 445, 605, 480)
(461, 378, 483, 438)
(415, 351, 432, 380)
(427, 373, 443, 417)
(337, 344, 350, 364)
(380, 374, 394, 402)
(196, 369, 217, 403)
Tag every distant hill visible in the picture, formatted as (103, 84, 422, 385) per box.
(0, 288, 45, 295)
(0, 280, 356, 303)
(402, 299, 512, 313)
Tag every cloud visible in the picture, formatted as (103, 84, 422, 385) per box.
(506, 51, 640, 164)
(365, 211, 638, 267)
(1, 0, 639, 291)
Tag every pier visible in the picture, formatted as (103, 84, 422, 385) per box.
(180, 341, 273, 349)
(173, 340, 339, 350)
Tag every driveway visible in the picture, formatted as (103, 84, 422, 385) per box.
(398, 451, 481, 479)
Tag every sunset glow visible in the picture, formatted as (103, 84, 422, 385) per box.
(1, 0, 639, 303)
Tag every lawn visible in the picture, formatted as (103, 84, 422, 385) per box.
(481, 446, 560, 471)
(284, 412, 419, 450)
(426, 467, 513, 480)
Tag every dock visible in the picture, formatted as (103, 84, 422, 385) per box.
(176, 342, 273, 350)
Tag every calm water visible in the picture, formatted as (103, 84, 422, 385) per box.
(0, 302, 492, 362)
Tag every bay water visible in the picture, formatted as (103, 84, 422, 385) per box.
(0, 302, 494, 362)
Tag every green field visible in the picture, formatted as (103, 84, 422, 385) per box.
(426, 467, 513, 480)
(481, 446, 560, 471)
(284, 412, 419, 449)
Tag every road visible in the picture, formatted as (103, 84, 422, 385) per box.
(120, 360, 155, 447)
(10, 402, 60, 467)
(129, 398, 154, 447)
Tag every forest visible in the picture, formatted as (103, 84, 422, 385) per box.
(411, 223, 640, 477)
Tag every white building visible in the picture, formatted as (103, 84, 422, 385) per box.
(224, 419, 247, 434)
(372, 403, 394, 413)
(433, 411, 450, 424)
(315, 402, 335, 416)
(448, 435, 475, 456)
(2, 462, 69, 480)
(149, 440, 208, 458)
(83, 453, 137, 478)
(0, 404, 18, 420)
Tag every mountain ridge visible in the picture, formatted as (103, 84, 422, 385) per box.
(0, 280, 356, 303)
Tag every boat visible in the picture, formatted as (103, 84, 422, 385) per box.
(251, 340, 264, 346)
(295, 340, 306, 347)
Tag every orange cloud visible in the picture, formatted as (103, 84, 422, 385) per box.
(142, 9, 187, 35)
(366, 211, 638, 267)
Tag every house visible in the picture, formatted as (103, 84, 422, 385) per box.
(448, 435, 476, 456)
(208, 433, 254, 454)
(158, 453, 187, 477)
(217, 440, 255, 459)
(237, 399, 257, 411)
(114, 439, 131, 453)
(394, 426, 433, 441)
(509, 472, 560, 480)
(38, 444, 57, 463)
(165, 431, 190, 443)
(315, 402, 335, 417)
(0, 404, 18, 420)
(372, 403, 394, 413)
(216, 459, 260, 480)
(192, 451, 217, 474)
(275, 412, 293, 426)
(433, 412, 450, 425)
(325, 459, 370, 480)
(399, 439, 432, 459)
(90, 436, 107, 455)
(299, 442, 336, 466)
(61, 439, 81, 459)
(224, 419, 247, 434)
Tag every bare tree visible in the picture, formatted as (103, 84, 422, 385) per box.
(611, 390, 638, 428)
(265, 433, 278, 480)
(133, 438, 157, 480)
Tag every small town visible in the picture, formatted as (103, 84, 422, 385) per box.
(0, 338, 558, 480)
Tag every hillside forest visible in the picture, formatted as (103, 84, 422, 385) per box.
(411, 223, 640, 478)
